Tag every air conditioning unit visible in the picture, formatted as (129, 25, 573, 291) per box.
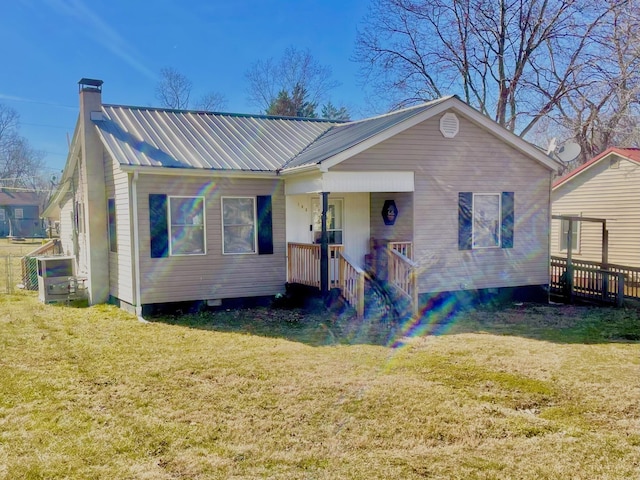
(37, 256, 86, 304)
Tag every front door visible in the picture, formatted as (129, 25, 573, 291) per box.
(311, 197, 343, 245)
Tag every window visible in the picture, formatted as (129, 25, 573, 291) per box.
(560, 217, 580, 252)
(0, 209, 5, 221)
(222, 197, 256, 254)
(149, 194, 272, 259)
(14, 208, 23, 219)
(311, 197, 343, 244)
(169, 196, 205, 255)
(459, 192, 514, 250)
(108, 199, 117, 253)
(473, 194, 500, 248)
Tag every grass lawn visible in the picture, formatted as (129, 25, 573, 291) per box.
(0, 292, 639, 479)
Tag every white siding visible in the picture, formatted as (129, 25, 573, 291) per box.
(104, 152, 134, 304)
(136, 175, 286, 305)
(552, 157, 640, 267)
(333, 111, 552, 294)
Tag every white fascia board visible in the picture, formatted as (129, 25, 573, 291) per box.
(42, 117, 81, 218)
(320, 101, 457, 171)
(284, 173, 323, 195)
(322, 171, 414, 192)
(319, 97, 561, 173)
(446, 103, 562, 172)
(284, 171, 414, 194)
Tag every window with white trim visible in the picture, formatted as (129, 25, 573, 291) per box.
(560, 216, 580, 252)
(169, 196, 205, 255)
(0, 209, 5, 221)
(472, 193, 501, 248)
(14, 208, 23, 219)
(222, 197, 256, 254)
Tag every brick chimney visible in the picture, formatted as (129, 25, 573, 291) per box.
(78, 78, 109, 304)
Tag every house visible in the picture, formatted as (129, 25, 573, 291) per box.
(42, 78, 561, 316)
(551, 147, 640, 267)
(0, 190, 43, 238)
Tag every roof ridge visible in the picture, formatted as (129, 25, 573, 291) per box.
(102, 104, 340, 124)
(339, 96, 455, 126)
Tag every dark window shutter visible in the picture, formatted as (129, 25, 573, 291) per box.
(501, 191, 514, 249)
(149, 194, 168, 258)
(458, 192, 473, 250)
(257, 195, 273, 255)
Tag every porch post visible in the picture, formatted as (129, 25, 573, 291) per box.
(320, 192, 330, 294)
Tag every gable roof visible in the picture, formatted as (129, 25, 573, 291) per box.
(0, 190, 41, 207)
(283, 98, 452, 170)
(553, 147, 640, 190)
(95, 97, 560, 174)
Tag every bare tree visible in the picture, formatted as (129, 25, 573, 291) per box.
(354, 0, 633, 153)
(245, 46, 340, 114)
(193, 92, 227, 112)
(155, 67, 192, 109)
(0, 105, 45, 188)
(155, 67, 227, 111)
(548, 1, 640, 162)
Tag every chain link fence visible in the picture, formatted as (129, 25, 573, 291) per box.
(0, 239, 61, 294)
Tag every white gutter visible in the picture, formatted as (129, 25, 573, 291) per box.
(131, 171, 145, 322)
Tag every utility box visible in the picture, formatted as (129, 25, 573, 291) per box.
(37, 256, 86, 304)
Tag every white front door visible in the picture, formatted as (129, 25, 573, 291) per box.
(311, 197, 343, 245)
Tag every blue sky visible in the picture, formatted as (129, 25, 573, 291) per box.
(0, 0, 372, 174)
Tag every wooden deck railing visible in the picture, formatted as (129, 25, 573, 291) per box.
(338, 252, 366, 318)
(389, 241, 412, 259)
(386, 248, 419, 315)
(287, 243, 344, 288)
(550, 256, 626, 306)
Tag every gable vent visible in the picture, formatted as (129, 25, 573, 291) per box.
(440, 112, 459, 138)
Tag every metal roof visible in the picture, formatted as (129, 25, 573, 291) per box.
(96, 105, 337, 171)
(283, 98, 453, 169)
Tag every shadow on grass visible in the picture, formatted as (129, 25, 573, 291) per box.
(146, 297, 640, 347)
(442, 302, 640, 344)
(148, 302, 399, 347)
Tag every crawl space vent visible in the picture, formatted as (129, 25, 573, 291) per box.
(440, 112, 459, 138)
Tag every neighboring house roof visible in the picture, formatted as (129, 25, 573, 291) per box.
(553, 147, 640, 189)
(0, 190, 41, 207)
(96, 105, 338, 171)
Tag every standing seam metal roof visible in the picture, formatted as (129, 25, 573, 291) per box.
(96, 105, 337, 171)
(95, 99, 453, 172)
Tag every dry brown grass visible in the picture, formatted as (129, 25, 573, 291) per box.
(0, 293, 638, 479)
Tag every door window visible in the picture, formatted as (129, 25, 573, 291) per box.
(311, 197, 343, 244)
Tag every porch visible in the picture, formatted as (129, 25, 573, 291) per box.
(287, 241, 418, 318)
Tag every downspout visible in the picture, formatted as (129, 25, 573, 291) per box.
(131, 171, 145, 321)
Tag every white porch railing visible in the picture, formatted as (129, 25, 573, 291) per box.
(338, 252, 366, 318)
(287, 243, 344, 288)
(386, 248, 419, 315)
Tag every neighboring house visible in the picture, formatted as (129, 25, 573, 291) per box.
(43, 79, 560, 315)
(0, 190, 42, 238)
(551, 147, 640, 267)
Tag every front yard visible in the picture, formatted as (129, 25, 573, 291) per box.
(0, 292, 638, 479)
